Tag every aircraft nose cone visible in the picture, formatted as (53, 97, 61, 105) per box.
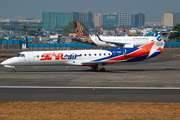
(1, 58, 13, 65)
(1, 61, 5, 65)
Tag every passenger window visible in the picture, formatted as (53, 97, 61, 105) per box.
(99, 53, 101, 56)
(84, 54, 86, 56)
(89, 54, 91, 56)
(94, 54, 96, 56)
(41, 55, 43, 57)
(46, 55, 48, 57)
(108, 53, 110, 55)
(80, 54, 82, 56)
(37, 55, 39, 58)
(104, 53, 106, 56)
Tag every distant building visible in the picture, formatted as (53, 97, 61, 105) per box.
(164, 12, 180, 27)
(56, 12, 72, 28)
(131, 13, 145, 28)
(102, 12, 145, 28)
(20, 20, 42, 23)
(93, 13, 103, 27)
(43, 12, 93, 31)
(117, 28, 137, 36)
(0, 18, 10, 23)
(103, 13, 119, 27)
(72, 12, 93, 28)
(119, 13, 131, 27)
(43, 12, 50, 31)
(145, 22, 161, 26)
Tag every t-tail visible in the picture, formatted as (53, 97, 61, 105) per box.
(147, 31, 174, 58)
(73, 22, 96, 45)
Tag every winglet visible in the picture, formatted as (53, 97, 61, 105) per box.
(99, 28, 103, 32)
(96, 33, 104, 42)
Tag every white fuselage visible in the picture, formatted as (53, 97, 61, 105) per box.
(1, 50, 113, 67)
(90, 36, 156, 47)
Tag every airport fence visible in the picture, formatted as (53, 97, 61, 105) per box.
(1, 41, 180, 50)
(26, 43, 99, 50)
(164, 42, 180, 48)
(1, 40, 21, 49)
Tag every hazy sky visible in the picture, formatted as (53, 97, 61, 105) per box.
(0, 0, 180, 22)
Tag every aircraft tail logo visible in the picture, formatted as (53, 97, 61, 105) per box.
(74, 22, 96, 45)
(147, 31, 174, 58)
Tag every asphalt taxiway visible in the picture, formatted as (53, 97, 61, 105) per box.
(0, 87, 180, 102)
(0, 49, 180, 102)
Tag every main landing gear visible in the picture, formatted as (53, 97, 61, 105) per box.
(12, 69, 16, 73)
(91, 64, 106, 72)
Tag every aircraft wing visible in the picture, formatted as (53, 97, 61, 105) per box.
(102, 40, 125, 47)
(96, 34, 125, 47)
(81, 60, 121, 66)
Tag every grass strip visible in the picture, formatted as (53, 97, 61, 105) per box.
(0, 102, 180, 120)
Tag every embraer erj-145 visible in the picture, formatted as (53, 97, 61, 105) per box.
(1, 30, 171, 72)
(72, 22, 172, 48)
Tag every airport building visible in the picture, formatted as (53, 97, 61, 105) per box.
(101, 12, 145, 28)
(43, 12, 93, 31)
(164, 12, 180, 27)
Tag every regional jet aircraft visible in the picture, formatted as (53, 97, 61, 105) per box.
(0, 30, 171, 72)
(72, 22, 173, 48)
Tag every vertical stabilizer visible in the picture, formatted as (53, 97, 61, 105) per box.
(74, 22, 96, 45)
(147, 31, 173, 58)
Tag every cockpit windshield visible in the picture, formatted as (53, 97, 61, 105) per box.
(16, 54, 25, 57)
(16, 54, 21, 57)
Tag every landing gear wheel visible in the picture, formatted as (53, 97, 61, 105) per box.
(12, 69, 16, 73)
(99, 67, 105, 72)
(101, 67, 105, 72)
(91, 67, 98, 71)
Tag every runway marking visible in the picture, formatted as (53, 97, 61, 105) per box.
(0, 86, 180, 89)
(0, 72, 97, 74)
(173, 53, 180, 58)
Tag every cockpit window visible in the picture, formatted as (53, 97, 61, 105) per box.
(16, 54, 21, 57)
(16, 54, 25, 57)
(20, 54, 25, 57)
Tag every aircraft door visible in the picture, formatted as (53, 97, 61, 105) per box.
(28, 52, 34, 63)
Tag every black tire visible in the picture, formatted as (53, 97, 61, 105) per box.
(12, 69, 16, 73)
(101, 67, 105, 72)
(92, 67, 98, 71)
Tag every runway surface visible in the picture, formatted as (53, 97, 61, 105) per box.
(1, 87, 180, 102)
(0, 49, 180, 102)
